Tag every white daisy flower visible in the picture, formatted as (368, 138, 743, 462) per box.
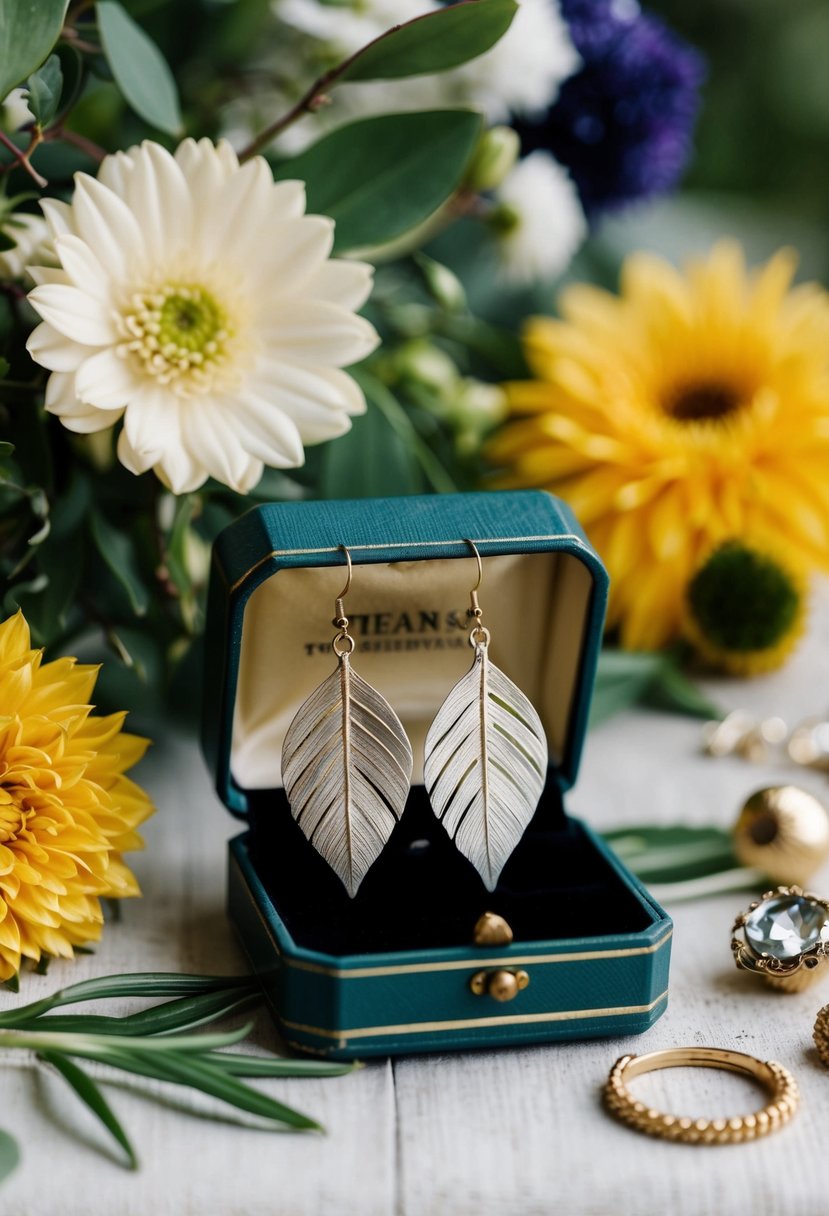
(0, 212, 53, 282)
(26, 138, 378, 494)
(491, 151, 586, 286)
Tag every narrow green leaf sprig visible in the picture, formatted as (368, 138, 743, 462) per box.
(0, 972, 357, 1173)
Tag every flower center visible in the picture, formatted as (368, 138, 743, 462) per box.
(687, 541, 801, 653)
(118, 284, 234, 393)
(663, 381, 741, 423)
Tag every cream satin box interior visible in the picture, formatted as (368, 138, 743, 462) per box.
(201, 490, 672, 1057)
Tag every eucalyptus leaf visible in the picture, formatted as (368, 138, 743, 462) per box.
(39, 1051, 137, 1169)
(274, 110, 481, 252)
(89, 509, 149, 617)
(0, 1129, 20, 1185)
(589, 649, 665, 727)
(644, 659, 721, 720)
(340, 0, 517, 82)
(603, 825, 736, 884)
(24, 54, 63, 127)
(97, 1, 183, 135)
(0, 0, 68, 102)
(356, 368, 457, 492)
(320, 399, 420, 498)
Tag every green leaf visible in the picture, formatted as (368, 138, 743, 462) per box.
(39, 1051, 137, 1169)
(589, 649, 665, 727)
(24, 53, 63, 127)
(111, 1049, 322, 1131)
(274, 110, 482, 253)
(0, 0, 68, 102)
(0, 1129, 20, 1185)
(340, 0, 517, 82)
(97, 1, 183, 136)
(16, 989, 260, 1037)
(89, 508, 149, 617)
(356, 368, 457, 492)
(320, 400, 420, 498)
(0, 972, 254, 1026)
(202, 1052, 358, 1078)
(603, 825, 736, 883)
(644, 659, 721, 720)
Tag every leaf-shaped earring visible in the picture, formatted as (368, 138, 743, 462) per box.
(281, 547, 414, 897)
(423, 541, 548, 891)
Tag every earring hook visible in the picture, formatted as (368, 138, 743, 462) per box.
(336, 544, 353, 602)
(464, 539, 483, 621)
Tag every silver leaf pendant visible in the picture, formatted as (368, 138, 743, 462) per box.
(281, 653, 414, 897)
(424, 642, 548, 891)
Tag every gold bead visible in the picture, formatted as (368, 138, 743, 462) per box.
(733, 786, 829, 886)
(472, 911, 514, 946)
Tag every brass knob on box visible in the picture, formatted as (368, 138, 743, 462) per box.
(469, 968, 530, 1001)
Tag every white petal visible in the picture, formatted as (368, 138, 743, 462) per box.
(248, 361, 364, 442)
(249, 216, 334, 296)
(75, 349, 139, 409)
(54, 234, 112, 303)
(27, 267, 70, 287)
(44, 371, 122, 432)
(72, 176, 146, 283)
(123, 384, 173, 457)
(27, 322, 86, 372)
(272, 179, 306, 220)
(180, 400, 267, 489)
(117, 427, 157, 475)
(229, 393, 306, 466)
(27, 284, 116, 346)
(40, 198, 75, 241)
(156, 439, 208, 495)
(121, 141, 191, 263)
(303, 259, 374, 311)
(262, 301, 379, 367)
(96, 148, 134, 196)
(194, 157, 274, 263)
(175, 137, 239, 195)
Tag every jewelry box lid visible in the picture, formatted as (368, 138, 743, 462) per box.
(202, 490, 608, 818)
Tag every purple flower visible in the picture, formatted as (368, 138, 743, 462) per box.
(515, 0, 705, 217)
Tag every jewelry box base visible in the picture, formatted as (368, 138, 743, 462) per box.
(227, 821, 672, 1060)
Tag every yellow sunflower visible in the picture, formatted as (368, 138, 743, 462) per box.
(490, 241, 829, 649)
(0, 611, 154, 980)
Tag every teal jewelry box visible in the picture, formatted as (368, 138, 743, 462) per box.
(202, 490, 671, 1058)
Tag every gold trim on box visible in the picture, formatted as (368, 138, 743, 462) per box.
(280, 989, 670, 1044)
(225, 534, 588, 595)
(236, 870, 672, 979)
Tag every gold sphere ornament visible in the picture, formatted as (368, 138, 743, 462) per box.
(732, 786, 829, 887)
(814, 1004, 829, 1068)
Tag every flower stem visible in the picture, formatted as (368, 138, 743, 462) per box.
(46, 126, 106, 165)
(0, 130, 47, 188)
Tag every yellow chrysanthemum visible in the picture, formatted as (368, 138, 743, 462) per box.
(0, 611, 154, 980)
(490, 241, 829, 649)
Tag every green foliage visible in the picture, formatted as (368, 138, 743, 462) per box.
(97, 1, 183, 135)
(23, 54, 63, 128)
(274, 110, 482, 252)
(590, 649, 719, 727)
(340, 0, 518, 82)
(89, 508, 150, 618)
(0, 0, 68, 102)
(0, 1130, 19, 1186)
(602, 825, 736, 883)
(0, 971, 358, 1175)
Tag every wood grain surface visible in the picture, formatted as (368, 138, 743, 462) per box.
(2, 594, 829, 1216)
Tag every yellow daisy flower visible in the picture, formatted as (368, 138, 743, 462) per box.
(682, 538, 807, 676)
(0, 611, 154, 981)
(490, 241, 829, 649)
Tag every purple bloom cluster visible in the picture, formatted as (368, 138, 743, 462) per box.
(515, 0, 705, 218)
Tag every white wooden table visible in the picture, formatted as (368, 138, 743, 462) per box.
(3, 596, 829, 1216)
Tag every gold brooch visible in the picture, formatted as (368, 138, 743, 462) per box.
(731, 885, 829, 991)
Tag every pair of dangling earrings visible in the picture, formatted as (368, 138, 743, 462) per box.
(281, 542, 548, 897)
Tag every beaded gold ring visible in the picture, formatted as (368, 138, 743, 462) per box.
(603, 1047, 799, 1145)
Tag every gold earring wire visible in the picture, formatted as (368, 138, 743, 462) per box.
(281, 546, 413, 897)
(423, 540, 549, 891)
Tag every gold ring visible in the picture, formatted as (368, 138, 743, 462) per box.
(603, 1047, 799, 1145)
(731, 885, 829, 991)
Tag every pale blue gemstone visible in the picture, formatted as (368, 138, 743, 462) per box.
(745, 894, 828, 961)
